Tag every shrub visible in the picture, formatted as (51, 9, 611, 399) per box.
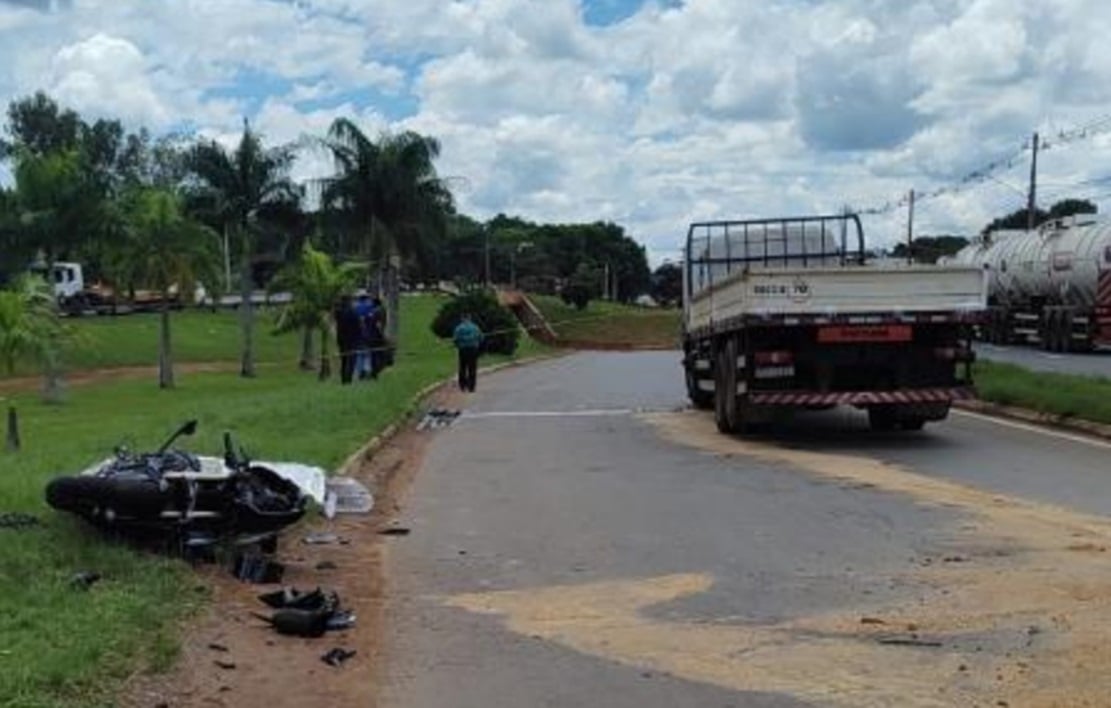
(431, 288, 520, 355)
(560, 263, 600, 311)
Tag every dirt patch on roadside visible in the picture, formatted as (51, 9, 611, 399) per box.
(638, 410, 1111, 706)
(121, 388, 459, 708)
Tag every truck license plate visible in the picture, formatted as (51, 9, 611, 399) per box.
(817, 325, 913, 343)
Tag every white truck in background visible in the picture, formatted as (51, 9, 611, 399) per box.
(681, 214, 988, 433)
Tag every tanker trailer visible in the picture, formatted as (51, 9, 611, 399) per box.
(954, 215, 1111, 351)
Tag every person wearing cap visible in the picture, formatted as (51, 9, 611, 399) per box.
(452, 313, 483, 392)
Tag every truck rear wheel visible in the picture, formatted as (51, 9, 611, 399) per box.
(868, 406, 898, 432)
(686, 367, 714, 410)
(714, 339, 744, 434)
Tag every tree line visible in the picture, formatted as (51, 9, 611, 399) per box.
(0, 92, 652, 391)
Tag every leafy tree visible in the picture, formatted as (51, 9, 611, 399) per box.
(0, 275, 68, 402)
(651, 262, 683, 306)
(561, 263, 602, 311)
(431, 289, 519, 356)
(982, 198, 1098, 234)
(271, 242, 363, 379)
(1, 91, 82, 159)
(890, 236, 970, 264)
(1047, 198, 1097, 221)
(186, 121, 301, 378)
(320, 119, 454, 348)
(118, 189, 216, 388)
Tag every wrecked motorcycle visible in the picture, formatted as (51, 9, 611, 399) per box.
(45, 420, 321, 552)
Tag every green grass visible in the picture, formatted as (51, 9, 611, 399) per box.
(0, 294, 544, 707)
(530, 295, 680, 347)
(3, 308, 299, 379)
(974, 360, 1111, 425)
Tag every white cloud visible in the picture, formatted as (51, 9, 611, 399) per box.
(4, 0, 1111, 256)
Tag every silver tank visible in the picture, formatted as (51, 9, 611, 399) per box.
(949, 216, 1111, 308)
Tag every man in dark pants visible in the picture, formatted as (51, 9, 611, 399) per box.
(334, 294, 360, 384)
(452, 313, 483, 392)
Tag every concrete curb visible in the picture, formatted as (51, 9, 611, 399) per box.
(954, 399, 1111, 442)
(336, 352, 564, 475)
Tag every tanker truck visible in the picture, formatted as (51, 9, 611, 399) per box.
(945, 215, 1111, 351)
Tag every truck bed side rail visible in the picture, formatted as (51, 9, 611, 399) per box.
(685, 214, 866, 299)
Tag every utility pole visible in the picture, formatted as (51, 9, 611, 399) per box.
(906, 189, 915, 265)
(484, 228, 491, 288)
(1027, 131, 1040, 230)
(603, 262, 610, 300)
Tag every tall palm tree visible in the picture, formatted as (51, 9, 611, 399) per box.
(120, 188, 216, 388)
(0, 274, 68, 410)
(320, 119, 454, 347)
(272, 242, 362, 379)
(186, 121, 300, 378)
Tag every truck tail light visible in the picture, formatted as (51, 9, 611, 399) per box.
(754, 350, 794, 366)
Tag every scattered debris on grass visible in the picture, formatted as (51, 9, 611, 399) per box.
(70, 571, 101, 590)
(302, 532, 343, 545)
(0, 512, 40, 529)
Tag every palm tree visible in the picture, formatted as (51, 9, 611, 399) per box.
(0, 274, 67, 411)
(320, 119, 454, 348)
(119, 188, 216, 388)
(186, 121, 300, 378)
(272, 242, 362, 379)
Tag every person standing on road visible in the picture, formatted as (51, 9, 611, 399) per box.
(353, 292, 373, 380)
(452, 313, 483, 392)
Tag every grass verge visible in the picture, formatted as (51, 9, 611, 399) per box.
(973, 360, 1111, 425)
(0, 295, 544, 707)
(530, 295, 679, 347)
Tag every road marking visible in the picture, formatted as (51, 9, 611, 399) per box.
(461, 409, 635, 419)
(951, 408, 1111, 451)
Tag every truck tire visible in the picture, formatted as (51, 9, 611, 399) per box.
(714, 338, 745, 434)
(1041, 310, 1056, 352)
(900, 417, 927, 431)
(868, 406, 897, 432)
(686, 367, 713, 410)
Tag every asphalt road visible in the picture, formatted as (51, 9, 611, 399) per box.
(976, 342, 1111, 377)
(379, 352, 1111, 707)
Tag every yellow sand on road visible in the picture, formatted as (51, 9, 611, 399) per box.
(445, 412, 1111, 707)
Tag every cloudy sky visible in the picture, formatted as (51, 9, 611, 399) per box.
(3, 0, 1111, 262)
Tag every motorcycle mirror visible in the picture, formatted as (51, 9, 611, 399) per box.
(157, 419, 200, 454)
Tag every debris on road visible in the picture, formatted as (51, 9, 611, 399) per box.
(323, 477, 373, 518)
(877, 637, 943, 648)
(417, 408, 461, 431)
(254, 587, 354, 638)
(860, 617, 886, 625)
(302, 532, 343, 545)
(321, 648, 357, 667)
(232, 553, 285, 584)
(315, 560, 338, 571)
(207, 643, 229, 653)
(379, 525, 411, 536)
(214, 660, 237, 670)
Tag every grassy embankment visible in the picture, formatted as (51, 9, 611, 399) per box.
(0, 295, 543, 707)
(529, 295, 679, 348)
(973, 360, 1111, 426)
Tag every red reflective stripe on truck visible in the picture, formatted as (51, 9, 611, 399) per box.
(1099, 270, 1111, 308)
(748, 387, 973, 406)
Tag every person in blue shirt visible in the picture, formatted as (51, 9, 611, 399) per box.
(452, 314, 483, 392)
(353, 293, 373, 380)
